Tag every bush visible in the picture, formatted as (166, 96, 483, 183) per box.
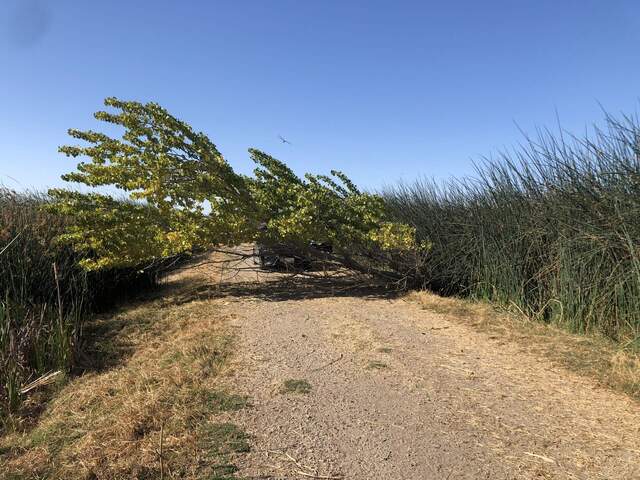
(385, 111, 640, 342)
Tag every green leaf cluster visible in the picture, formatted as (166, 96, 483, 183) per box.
(49, 98, 420, 271)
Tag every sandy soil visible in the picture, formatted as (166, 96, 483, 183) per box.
(198, 258, 640, 480)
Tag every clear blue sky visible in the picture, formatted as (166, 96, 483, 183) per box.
(1, 0, 640, 191)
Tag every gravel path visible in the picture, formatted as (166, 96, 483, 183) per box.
(203, 263, 640, 480)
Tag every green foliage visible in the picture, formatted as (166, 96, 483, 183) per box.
(385, 110, 640, 341)
(50, 98, 255, 269)
(249, 149, 414, 252)
(49, 98, 419, 273)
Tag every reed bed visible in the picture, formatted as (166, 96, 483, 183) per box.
(385, 111, 640, 343)
(0, 188, 163, 423)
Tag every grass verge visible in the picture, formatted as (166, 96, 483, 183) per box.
(0, 274, 250, 479)
(408, 291, 640, 401)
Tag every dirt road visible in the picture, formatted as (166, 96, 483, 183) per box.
(203, 264, 640, 480)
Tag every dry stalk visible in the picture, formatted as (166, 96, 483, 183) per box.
(159, 421, 164, 480)
(53, 262, 64, 330)
(310, 353, 344, 372)
(277, 451, 343, 480)
(20, 370, 62, 394)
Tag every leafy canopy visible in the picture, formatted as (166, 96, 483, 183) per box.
(49, 98, 417, 270)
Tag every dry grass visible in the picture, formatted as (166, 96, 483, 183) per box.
(0, 276, 249, 479)
(407, 291, 640, 401)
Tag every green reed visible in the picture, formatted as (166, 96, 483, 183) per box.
(385, 111, 640, 342)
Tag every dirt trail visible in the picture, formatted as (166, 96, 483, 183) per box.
(204, 261, 640, 480)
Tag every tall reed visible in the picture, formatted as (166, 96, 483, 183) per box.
(385, 111, 640, 342)
(0, 188, 164, 422)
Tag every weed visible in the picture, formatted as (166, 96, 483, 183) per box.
(280, 379, 312, 394)
(367, 361, 388, 369)
(200, 422, 251, 455)
(202, 390, 250, 412)
(211, 463, 240, 478)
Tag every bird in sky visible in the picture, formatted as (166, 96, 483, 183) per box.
(278, 135, 292, 145)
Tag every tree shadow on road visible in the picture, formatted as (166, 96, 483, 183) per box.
(164, 272, 402, 307)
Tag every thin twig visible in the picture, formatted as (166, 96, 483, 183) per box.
(283, 452, 313, 471)
(0, 231, 22, 256)
(53, 263, 64, 331)
(311, 353, 344, 372)
(20, 370, 62, 394)
(280, 452, 343, 479)
(159, 422, 165, 480)
(296, 470, 343, 480)
(523, 451, 555, 464)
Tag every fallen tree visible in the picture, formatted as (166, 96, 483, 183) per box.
(49, 98, 427, 285)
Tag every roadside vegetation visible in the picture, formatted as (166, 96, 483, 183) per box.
(386, 111, 640, 345)
(0, 268, 248, 479)
(0, 189, 168, 424)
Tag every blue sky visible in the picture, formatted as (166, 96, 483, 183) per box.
(1, 0, 640, 191)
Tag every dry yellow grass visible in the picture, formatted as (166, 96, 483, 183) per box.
(0, 273, 249, 480)
(407, 290, 640, 400)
